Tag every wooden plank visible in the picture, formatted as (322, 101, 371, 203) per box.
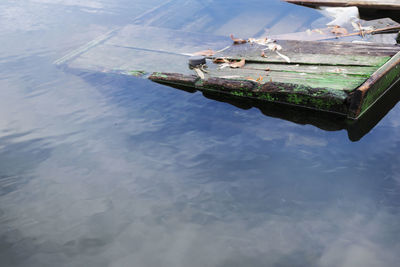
(268, 18, 400, 44)
(284, 0, 400, 10)
(106, 25, 229, 55)
(214, 43, 391, 66)
(205, 67, 368, 91)
(66, 44, 194, 75)
(217, 41, 400, 57)
(238, 62, 378, 76)
(218, 53, 389, 66)
(349, 51, 400, 118)
(149, 72, 350, 114)
(59, 25, 230, 75)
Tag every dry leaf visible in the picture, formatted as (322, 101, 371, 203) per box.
(351, 22, 374, 32)
(230, 34, 247, 44)
(267, 43, 282, 51)
(261, 51, 267, 57)
(230, 58, 245, 68)
(256, 75, 263, 83)
(331, 26, 348, 35)
(245, 77, 256, 82)
(248, 37, 274, 46)
(193, 49, 215, 57)
(213, 57, 229, 63)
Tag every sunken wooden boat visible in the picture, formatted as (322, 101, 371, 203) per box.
(149, 40, 400, 119)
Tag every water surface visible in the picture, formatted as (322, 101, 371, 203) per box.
(1, 1, 400, 267)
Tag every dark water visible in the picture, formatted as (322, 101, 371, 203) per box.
(1, 1, 400, 266)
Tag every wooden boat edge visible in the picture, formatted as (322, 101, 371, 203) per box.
(348, 51, 400, 119)
(283, 0, 400, 10)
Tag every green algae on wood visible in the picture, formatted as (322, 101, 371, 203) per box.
(208, 68, 369, 92)
(149, 40, 400, 119)
(149, 72, 349, 114)
(129, 70, 147, 77)
(349, 51, 400, 118)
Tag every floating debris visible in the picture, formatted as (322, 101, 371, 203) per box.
(230, 34, 247, 44)
(229, 58, 245, 68)
(193, 49, 215, 57)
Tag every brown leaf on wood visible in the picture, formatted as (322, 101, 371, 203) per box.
(245, 77, 256, 82)
(261, 51, 267, 58)
(330, 26, 348, 35)
(213, 57, 229, 63)
(193, 49, 215, 57)
(230, 58, 245, 68)
(230, 34, 247, 44)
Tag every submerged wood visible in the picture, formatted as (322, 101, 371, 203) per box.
(149, 40, 400, 119)
(269, 18, 400, 44)
(54, 14, 400, 121)
(284, 0, 400, 10)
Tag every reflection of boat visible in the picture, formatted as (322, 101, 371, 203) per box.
(164, 78, 400, 141)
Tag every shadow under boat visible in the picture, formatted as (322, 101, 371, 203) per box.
(163, 79, 400, 142)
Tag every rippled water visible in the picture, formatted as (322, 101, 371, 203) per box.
(1, 1, 400, 266)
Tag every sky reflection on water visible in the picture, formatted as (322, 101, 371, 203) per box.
(1, 1, 400, 267)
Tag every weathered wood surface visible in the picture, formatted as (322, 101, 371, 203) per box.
(284, 0, 400, 10)
(206, 67, 369, 91)
(214, 41, 396, 66)
(149, 40, 400, 118)
(269, 18, 400, 45)
(217, 40, 400, 57)
(349, 51, 400, 118)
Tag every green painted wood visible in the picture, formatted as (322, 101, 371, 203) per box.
(238, 63, 378, 76)
(149, 71, 350, 114)
(205, 68, 368, 91)
(349, 51, 400, 118)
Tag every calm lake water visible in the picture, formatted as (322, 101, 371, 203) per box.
(1, 1, 400, 266)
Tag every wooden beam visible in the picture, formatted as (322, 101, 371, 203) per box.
(284, 0, 400, 10)
(349, 51, 400, 118)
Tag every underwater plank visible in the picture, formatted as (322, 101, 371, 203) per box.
(66, 44, 193, 75)
(60, 25, 230, 74)
(105, 25, 229, 55)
